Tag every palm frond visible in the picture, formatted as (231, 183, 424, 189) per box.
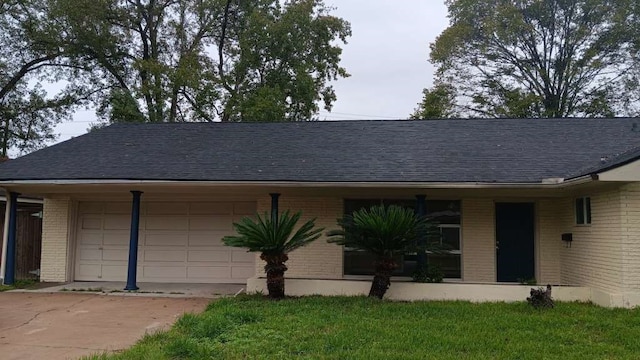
(222, 210, 324, 255)
(327, 205, 437, 256)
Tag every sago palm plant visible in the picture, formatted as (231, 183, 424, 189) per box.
(222, 210, 323, 299)
(327, 205, 432, 299)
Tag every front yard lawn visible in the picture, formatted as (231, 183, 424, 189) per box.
(90, 296, 640, 360)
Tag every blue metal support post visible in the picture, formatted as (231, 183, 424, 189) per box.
(416, 195, 427, 271)
(4, 192, 19, 285)
(125, 191, 142, 291)
(270, 193, 280, 224)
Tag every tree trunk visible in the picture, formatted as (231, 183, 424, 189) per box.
(260, 253, 289, 299)
(368, 257, 398, 299)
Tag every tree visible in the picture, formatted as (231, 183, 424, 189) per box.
(327, 205, 430, 299)
(410, 82, 457, 119)
(0, 0, 81, 156)
(222, 210, 323, 299)
(54, 0, 351, 123)
(420, 0, 639, 118)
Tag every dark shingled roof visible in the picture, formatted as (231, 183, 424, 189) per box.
(0, 118, 639, 184)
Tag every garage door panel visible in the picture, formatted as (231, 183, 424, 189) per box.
(187, 250, 229, 263)
(231, 250, 254, 263)
(101, 265, 127, 280)
(145, 232, 188, 246)
(103, 232, 129, 246)
(82, 217, 102, 230)
(189, 202, 233, 215)
(147, 202, 188, 215)
(231, 266, 255, 279)
(143, 266, 186, 279)
(77, 201, 256, 283)
(234, 202, 257, 215)
(104, 202, 131, 214)
(78, 248, 102, 261)
(104, 215, 131, 230)
(79, 232, 102, 245)
(187, 266, 231, 279)
(79, 202, 104, 214)
(188, 232, 230, 246)
(77, 264, 101, 279)
(102, 249, 128, 261)
(146, 216, 188, 230)
(144, 249, 186, 262)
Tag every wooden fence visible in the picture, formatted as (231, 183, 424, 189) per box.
(0, 203, 43, 280)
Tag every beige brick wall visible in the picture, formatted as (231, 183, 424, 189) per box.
(620, 183, 640, 292)
(461, 198, 495, 282)
(255, 196, 343, 279)
(559, 189, 624, 293)
(40, 198, 71, 282)
(537, 199, 563, 284)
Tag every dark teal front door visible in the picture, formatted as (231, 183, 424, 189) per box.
(495, 203, 535, 282)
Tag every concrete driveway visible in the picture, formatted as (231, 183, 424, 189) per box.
(0, 292, 210, 360)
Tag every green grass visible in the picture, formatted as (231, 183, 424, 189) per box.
(87, 296, 640, 360)
(0, 279, 37, 292)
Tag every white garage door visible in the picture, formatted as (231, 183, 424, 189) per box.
(75, 201, 256, 283)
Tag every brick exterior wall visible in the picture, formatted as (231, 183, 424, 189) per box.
(461, 198, 495, 282)
(620, 183, 640, 292)
(537, 199, 563, 284)
(256, 196, 343, 279)
(40, 198, 71, 282)
(559, 189, 625, 293)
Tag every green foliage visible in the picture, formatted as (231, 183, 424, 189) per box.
(327, 205, 431, 258)
(412, 263, 444, 283)
(222, 211, 324, 256)
(0, 0, 83, 156)
(422, 0, 640, 118)
(411, 83, 457, 119)
(53, 0, 350, 124)
(0, 278, 38, 292)
(85, 296, 640, 360)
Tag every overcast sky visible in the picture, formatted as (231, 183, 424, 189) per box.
(54, 1, 450, 141)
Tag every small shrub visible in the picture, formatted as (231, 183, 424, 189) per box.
(412, 263, 444, 283)
(527, 284, 554, 309)
(518, 278, 537, 286)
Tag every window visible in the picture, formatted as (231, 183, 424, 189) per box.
(575, 197, 591, 225)
(342, 199, 462, 279)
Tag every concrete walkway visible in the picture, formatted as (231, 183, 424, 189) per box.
(0, 292, 210, 359)
(14, 282, 246, 298)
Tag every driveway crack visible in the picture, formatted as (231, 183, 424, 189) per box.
(0, 295, 95, 332)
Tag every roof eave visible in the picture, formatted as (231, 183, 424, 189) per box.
(0, 176, 595, 189)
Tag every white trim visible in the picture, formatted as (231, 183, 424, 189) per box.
(0, 175, 594, 189)
(596, 159, 640, 181)
(575, 196, 592, 225)
(0, 196, 43, 204)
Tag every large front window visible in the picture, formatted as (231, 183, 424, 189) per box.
(342, 199, 462, 279)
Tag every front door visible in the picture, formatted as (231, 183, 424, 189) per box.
(495, 202, 535, 282)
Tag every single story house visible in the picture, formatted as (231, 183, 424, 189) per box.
(0, 118, 639, 307)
